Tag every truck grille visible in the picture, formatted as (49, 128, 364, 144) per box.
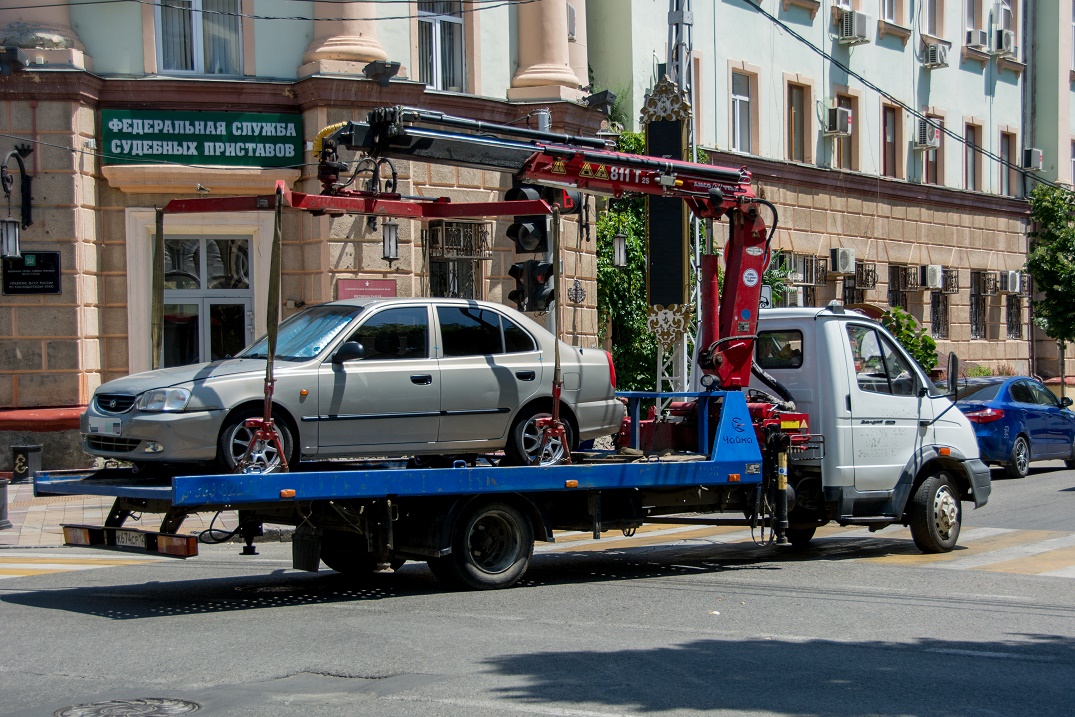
(94, 393, 136, 414)
(86, 435, 140, 453)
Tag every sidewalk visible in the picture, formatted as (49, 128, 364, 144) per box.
(1, 479, 239, 548)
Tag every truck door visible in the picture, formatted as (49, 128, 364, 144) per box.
(845, 324, 933, 492)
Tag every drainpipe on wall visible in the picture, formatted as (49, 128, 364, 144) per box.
(1021, 1, 1036, 376)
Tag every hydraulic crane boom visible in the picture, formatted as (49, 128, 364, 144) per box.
(315, 106, 778, 390)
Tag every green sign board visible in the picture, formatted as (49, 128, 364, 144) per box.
(101, 109, 303, 167)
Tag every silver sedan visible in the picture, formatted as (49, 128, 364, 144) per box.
(82, 298, 624, 471)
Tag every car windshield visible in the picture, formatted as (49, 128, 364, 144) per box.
(956, 381, 1004, 402)
(239, 305, 363, 360)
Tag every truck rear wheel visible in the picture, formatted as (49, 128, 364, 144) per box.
(429, 500, 534, 590)
(909, 472, 961, 553)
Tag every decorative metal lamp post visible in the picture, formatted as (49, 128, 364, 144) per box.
(382, 219, 399, 265)
(1, 144, 33, 259)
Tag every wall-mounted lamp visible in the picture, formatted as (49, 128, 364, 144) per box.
(612, 232, 627, 268)
(363, 60, 401, 87)
(584, 89, 617, 117)
(1, 144, 33, 259)
(0, 218, 19, 259)
(382, 220, 399, 265)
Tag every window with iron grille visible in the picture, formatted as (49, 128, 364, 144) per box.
(780, 253, 826, 286)
(970, 270, 987, 339)
(776, 285, 817, 307)
(1020, 272, 1031, 298)
(843, 275, 866, 306)
(942, 266, 960, 294)
(856, 262, 877, 289)
(424, 221, 491, 300)
(1006, 294, 1023, 339)
(930, 291, 949, 339)
(888, 265, 908, 309)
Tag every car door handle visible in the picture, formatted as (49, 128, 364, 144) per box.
(410, 374, 433, 385)
(515, 370, 536, 381)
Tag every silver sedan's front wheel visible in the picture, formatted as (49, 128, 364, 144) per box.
(218, 409, 294, 473)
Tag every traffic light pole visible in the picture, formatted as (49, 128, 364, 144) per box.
(534, 206, 570, 465)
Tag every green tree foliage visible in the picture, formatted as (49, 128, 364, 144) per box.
(1026, 184, 1075, 346)
(881, 307, 938, 372)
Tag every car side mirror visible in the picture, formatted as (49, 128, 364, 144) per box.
(1062, 396, 1073, 408)
(946, 352, 959, 399)
(333, 341, 366, 363)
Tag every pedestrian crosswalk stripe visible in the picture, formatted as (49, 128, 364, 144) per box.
(0, 550, 163, 579)
(866, 529, 1066, 566)
(978, 543, 1075, 575)
(938, 533, 1075, 571)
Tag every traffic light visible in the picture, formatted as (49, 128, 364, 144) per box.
(506, 184, 548, 254)
(507, 262, 528, 311)
(527, 260, 555, 312)
(542, 187, 582, 215)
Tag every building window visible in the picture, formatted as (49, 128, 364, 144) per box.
(158, 0, 242, 75)
(970, 270, 988, 340)
(888, 265, 914, 309)
(162, 235, 253, 367)
(965, 0, 983, 29)
(787, 84, 806, 162)
(1000, 132, 1016, 196)
(1006, 294, 1023, 339)
(930, 291, 949, 339)
(418, 1, 465, 92)
(965, 123, 982, 191)
(882, 105, 900, 178)
(731, 71, 753, 153)
(924, 0, 942, 35)
(1070, 140, 1075, 185)
(836, 94, 856, 170)
(882, 0, 897, 22)
(427, 220, 490, 299)
(1072, 0, 1075, 69)
(925, 115, 943, 185)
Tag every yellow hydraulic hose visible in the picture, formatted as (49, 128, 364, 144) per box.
(312, 122, 347, 157)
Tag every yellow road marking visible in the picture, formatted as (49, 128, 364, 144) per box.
(866, 530, 1067, 565)
(977, 544, 1075, 575)
(548, 525, 750, 553)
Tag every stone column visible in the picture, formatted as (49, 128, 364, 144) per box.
(299, 0, 388, 77)
(0, 0, 90, 70)
(508, 0, 583, 101)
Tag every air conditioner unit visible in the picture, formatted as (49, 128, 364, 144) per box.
(839, 10, 871, 45)
(924, 43, 949, 69)
(921, 264, 944, 290)
(914, 118, 941, 150)
(830, 247, 856, 275)
(1023, 147, 1043, 171)
(834, 0, 853, 8)
(994, 28, 1016, 57)
(993, 2, 1013, 31)
(999, 270, 1021, 294)
(788, 271, 805, 284)
(825, 106, 852, 136)
(966, 29, 989, 50)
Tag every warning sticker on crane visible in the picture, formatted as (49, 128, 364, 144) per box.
(595, 165, 609, 180)
(579, 163, 594, 177)
(552, 158, 567, 174)
(742, 268, 759, 287)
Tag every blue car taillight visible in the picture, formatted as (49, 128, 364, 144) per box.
(963, 407, 1005, 423)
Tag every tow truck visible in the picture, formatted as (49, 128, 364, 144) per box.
(34, 107, 990, 589)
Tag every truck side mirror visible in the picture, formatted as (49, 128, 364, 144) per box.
(946, 352, 959, 398)
(333, 341, 366, 363)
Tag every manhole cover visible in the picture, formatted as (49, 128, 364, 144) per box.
(55, 698, 200, 716)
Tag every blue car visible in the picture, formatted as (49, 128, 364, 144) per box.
(955, 376, 1075, 478)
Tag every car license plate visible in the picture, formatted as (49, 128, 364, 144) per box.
(114, 530, 146, 549)
(88, 417, 122, 436)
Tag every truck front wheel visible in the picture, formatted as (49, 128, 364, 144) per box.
(909, 472, 961, 553)
(428, 501, 534, 590)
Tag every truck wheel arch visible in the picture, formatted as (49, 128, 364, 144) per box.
(896, 450, 976, 522)
(435, 493, 553, 554)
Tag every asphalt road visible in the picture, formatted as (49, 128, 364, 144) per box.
(2, 463, 1074, 717)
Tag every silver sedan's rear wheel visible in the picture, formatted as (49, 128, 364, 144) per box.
(506, 409, 574, 466)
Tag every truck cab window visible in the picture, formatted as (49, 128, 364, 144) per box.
(847, 325, 916, 395)
(756, 330, 803, 369)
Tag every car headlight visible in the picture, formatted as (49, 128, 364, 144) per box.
(136, 388, 192, 412)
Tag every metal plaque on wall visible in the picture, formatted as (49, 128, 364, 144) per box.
(2, 251, 61, 295)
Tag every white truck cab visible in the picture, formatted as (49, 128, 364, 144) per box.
(752, 305, 991, 551)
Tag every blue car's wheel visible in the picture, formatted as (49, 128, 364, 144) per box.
(1005, 435, 1030, 479)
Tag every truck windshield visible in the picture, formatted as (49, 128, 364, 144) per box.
(240, 305, 363, 360)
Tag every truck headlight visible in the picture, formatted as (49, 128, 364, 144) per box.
(136, 388, 191, 412)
